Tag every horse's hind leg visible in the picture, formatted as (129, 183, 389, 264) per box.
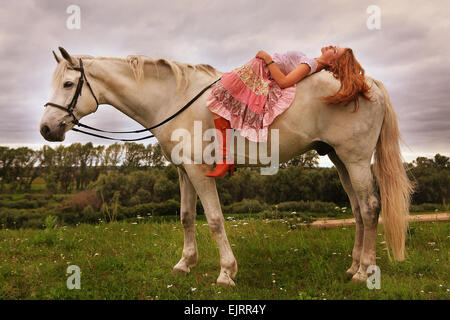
(341, 158, 381, 282)
(182, 164, 238, 286)
(328, 151, 363, 277)
(173, 167, 199, 274)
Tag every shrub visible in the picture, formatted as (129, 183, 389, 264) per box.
(410, 203, 447, 212)
(63, 190, 102, 211)
(129, 195, 141, 207)
(223, 199, 266, 214)
(0, 208, 46, 229)
(116, 203, 154, 219)
(0, 199, 42, 209)
(100, 191, 120, 222)
(90, 170, 161, 206)
(44, 215, 58, 230)
(153, 199, 180, 216)
(53, 194, 70, 202)
(136, 188, 151, 203)
(24, 193, 52, 201)
(21, 217, 46, 229)
(153, 177, 178, 202)
(274, 200, 339, 213)
(81, 205, 101, 223)
(57, 209, 80, 226)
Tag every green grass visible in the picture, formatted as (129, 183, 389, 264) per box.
(0, 218, 448, 300)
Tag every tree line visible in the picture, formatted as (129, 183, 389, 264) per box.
(0, 143, 448, 206)
(0, 142, 165, 193)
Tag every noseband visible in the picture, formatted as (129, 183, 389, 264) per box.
(44, 58, 221, 142)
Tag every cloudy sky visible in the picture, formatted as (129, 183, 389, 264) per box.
(0, 0, 449, 166)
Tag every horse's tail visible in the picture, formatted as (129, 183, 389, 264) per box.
(372, 79, 415, 261)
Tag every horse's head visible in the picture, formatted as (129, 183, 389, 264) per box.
(40, 47, 98, 141)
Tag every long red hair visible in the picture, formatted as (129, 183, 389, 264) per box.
(322, 48, 373, 112)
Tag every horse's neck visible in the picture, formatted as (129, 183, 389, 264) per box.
(88, 58, 196, 132)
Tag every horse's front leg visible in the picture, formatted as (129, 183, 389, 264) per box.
(173, 167, 199, 274)
(183, 164, 238, 287)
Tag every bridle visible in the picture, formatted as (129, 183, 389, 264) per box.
(44, 59, 99, 127)
(44, 58, 221, 142)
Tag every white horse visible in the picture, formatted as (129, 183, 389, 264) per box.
(40, 47, 414, 286)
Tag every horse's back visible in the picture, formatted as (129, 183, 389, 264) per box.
(268, 72, 386, 161)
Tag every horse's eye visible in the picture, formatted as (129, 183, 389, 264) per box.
(64, 81, 74, 88)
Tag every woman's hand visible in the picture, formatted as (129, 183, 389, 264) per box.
(255, 50, 272, 64)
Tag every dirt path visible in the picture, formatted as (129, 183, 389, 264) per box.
(302, 212, 450, 229)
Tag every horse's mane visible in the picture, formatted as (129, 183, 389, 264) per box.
(125, 55, 219, 92)
(51, 55, 219, 93)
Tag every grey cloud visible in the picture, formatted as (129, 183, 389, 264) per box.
(0, 0, 448, 162)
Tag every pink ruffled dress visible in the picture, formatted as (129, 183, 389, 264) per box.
(206, 51, 318, 142)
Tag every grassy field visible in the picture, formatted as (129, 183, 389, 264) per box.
(0, 217, 448, 300)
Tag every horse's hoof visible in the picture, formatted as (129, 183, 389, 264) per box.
(229, 261, 238, 279)
(216, 272, 236, 287)
(172, 264, 190, 275)
(345, 265, 358, 280)
(351, 271, 367, 283)
(345, 272, 354, 281)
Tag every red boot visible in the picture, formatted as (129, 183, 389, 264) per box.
(206, 117, 235, 178)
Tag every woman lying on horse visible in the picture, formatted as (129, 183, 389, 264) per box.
(205, 45, 372, 177)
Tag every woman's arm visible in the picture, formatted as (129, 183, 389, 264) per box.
(256, 50, 312, 89)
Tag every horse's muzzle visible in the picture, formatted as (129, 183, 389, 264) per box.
(40, 122, 66, 142)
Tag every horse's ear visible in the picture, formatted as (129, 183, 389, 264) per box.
(59, 46, 76, 66)
(52, 50, 61, 63)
